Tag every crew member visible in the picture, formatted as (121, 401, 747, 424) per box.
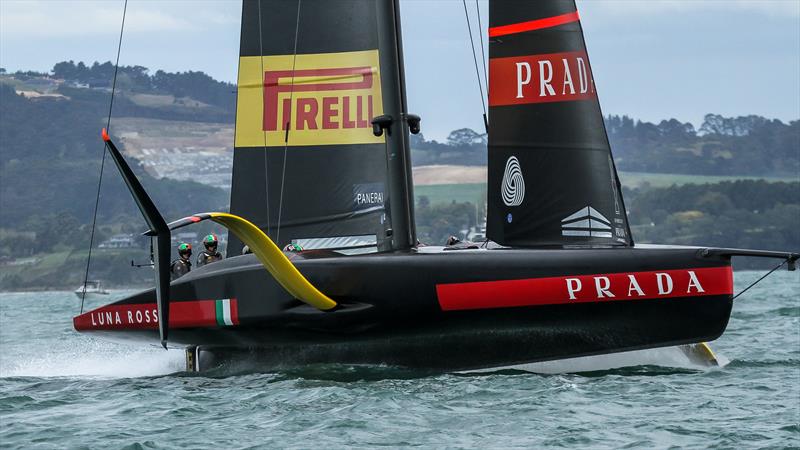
(171, 243, 192, 280)
(197, 234, 223, 267)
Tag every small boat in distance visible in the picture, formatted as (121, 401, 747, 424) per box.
(74, 280, 109, 299)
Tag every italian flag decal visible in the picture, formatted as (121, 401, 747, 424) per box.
(215, 299, 237, 326)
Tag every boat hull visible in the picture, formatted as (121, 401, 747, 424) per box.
(74, 246, 733, 371)
(192, 295, 729, 371)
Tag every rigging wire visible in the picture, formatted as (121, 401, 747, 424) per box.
(462, 0, 488, 133)
(474, 0, 488, 99)
(732, 257, 791, 301)
(80, 0, 128, 314)
(466, 0, 490, 247)
(276, 0, 302, 246)
(256, 0, 271, 237)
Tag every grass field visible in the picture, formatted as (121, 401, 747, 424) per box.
(415, 183, 486, 206)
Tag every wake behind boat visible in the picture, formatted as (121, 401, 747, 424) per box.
(73, 0, 797, 372)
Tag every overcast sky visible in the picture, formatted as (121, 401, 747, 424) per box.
(2, 0, 798, 140)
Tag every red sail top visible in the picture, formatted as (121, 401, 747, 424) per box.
(489, 11, 580, 37)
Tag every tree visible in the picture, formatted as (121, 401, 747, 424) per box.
(446, 128, 486, 146)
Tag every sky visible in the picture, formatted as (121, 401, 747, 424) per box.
(1, 0, 798, 141)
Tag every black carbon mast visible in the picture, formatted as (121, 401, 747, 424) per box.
(375, 0, 417, 250)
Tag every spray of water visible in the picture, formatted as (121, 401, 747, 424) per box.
(0, 339, 184, 379)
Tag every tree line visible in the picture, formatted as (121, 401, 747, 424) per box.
(607, 114, 798, 176)
(51, 60, 235, 111)
(410, 114, 798, 176)
(625, 180, 798, 269)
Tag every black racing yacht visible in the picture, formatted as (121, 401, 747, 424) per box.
(74, 0, 797, 372)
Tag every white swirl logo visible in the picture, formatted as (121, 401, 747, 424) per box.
(501, 156, 525, 207)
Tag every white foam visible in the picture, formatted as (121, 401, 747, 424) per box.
(0, 339, 184, 379)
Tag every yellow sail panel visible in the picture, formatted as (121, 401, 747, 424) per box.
(235, 50, 385, 147)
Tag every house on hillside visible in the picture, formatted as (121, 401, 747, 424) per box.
(98, 234, 134, 249)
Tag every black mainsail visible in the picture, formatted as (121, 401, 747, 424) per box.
(229, 0, 415, 254)
(486, 0, 632, 247)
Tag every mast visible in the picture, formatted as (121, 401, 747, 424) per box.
(376, 0, 416, 250)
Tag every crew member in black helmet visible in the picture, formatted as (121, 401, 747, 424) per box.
(171, 243, 192, 280)
(197, 234, 223, 267)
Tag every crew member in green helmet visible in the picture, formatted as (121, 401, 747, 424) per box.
(197, 234, 223, 267)
(171, 243, 192, 280)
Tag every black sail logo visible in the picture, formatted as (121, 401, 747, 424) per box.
(502, 156, 525, 207)
(561, 206, 613, 238)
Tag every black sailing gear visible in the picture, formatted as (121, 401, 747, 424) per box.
(199, 234, 223, 266)
(171, 243, 192, 280)
(170, 258, 191, 280)
(197, 250, 223, 267)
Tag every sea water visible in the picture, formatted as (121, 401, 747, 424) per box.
(1, 271, 798, 448)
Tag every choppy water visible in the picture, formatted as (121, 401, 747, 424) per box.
(1, 271, 798, 449)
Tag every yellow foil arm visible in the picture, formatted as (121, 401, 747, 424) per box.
(207, 212, 337, 311)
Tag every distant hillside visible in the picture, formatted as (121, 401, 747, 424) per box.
(7, 61, 797, 177)
(410, 115, 799, 177)
(0, 83, 229, 245)
(607, 115, 800, 177)
(51, 60, 236, 115)
(624, 180, 799, 256)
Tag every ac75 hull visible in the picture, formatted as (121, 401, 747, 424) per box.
(74, 246, 733, 371)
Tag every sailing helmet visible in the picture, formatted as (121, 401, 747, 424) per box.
(178, 242, 192, 256)
(203, 234, 218, 249)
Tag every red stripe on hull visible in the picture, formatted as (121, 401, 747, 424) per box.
(489, 11, 580, 38)
(73, 299, 240, 331)
(436, 267, 733, 311)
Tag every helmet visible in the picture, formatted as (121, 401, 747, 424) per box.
(178, 242, 192, 256)
(203, 234, 218, 248)
(283, 243, 303, 252)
